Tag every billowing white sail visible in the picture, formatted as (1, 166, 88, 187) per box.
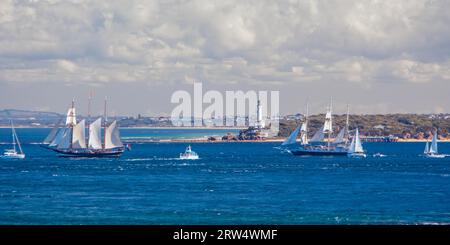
(300, 122, 309, 145)
(282, 126, 300, 146)
(50, 128, 67, 147)
(310, 126, 325, 142)
(354, 128, 364, 153)
(349, 128, 364, 153)
(430, 131, 438, 154)
(88, 118, 103, 149)
(71, 119, 86, 149)
(334, 128, 346, 144)
(301, 133, 308, 145)
(348, 135, 355, 153)
(424, 141, 430, 154)
(65, 108, 77, 126)
(301, 103, 309, 145)
(105, 120, 123, 149)
(323, 110, 332, 133)
(300, 121, 307, 132)
(44, 127, 59, 144)
(57, 128, 72, 149)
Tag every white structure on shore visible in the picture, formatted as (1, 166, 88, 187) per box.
(255, 100, 265, 129)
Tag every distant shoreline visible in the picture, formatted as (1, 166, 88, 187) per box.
(0, 126, 246, 130)
(123, 137, 450, 143)
(120, 126, 246, 130)
(1, 126, 449, 143)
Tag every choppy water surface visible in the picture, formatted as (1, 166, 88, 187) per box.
(0, 128, 449, 224)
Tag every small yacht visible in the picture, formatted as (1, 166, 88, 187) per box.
(347, 128, 366, 158)
(2, 121, 25, 159)
(423, 131, 446, 158)
(179, 145, 199, 160)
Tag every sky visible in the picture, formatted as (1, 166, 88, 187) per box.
(0, 0, 450, 116)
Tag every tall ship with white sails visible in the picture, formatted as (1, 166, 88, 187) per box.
(43, 99, 125, 157)
(287, 100, 351, 156)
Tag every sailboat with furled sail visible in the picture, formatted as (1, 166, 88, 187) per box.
(43, 98, 125, 157)
(290, 99, 350, 156)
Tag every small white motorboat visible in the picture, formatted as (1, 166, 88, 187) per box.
(1, 121, 25, 159)
(179, 145, 199, 160)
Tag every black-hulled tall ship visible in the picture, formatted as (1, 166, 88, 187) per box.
(43, 99, 125, 157)
(283, 99, 351, 156)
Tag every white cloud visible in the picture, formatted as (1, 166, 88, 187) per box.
(56, 59, 78, 73)
(390, 59, 441, 83)
(0, 0, 450, 114)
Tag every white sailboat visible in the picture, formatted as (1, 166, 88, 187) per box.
(423, 131, 446, 158)
(2, 121, 25, 159)
(348, 128, 366, 158)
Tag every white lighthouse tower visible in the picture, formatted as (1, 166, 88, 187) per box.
(255, 100, 265, 129)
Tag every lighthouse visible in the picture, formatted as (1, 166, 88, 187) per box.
(256, 100, 265, 129)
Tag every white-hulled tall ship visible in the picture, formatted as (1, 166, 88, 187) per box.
(43, 99, 125, 157)
(289, 100, 351, 156)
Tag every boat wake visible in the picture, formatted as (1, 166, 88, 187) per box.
(125, 157, 185, 161)
(372, 153, 387, 158)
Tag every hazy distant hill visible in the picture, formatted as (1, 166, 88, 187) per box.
(0, 109, 62, 126)
(0, 109, 61, 118)
(2, 108, 450, 139)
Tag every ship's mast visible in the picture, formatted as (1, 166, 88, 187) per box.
(69, 99, 75, 149)
(327, 97, 332, 150)
(345, 104, 349, 144)
(86, 91, 93, 149)
(304, 101, 309, 143)
(10, 120, 16, 152)
(11, 120, 23, 154)
(103, 96, 107, 149)
(87, 91, 92, 126)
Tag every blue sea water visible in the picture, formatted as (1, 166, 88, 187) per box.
(0, 128, 449, 224)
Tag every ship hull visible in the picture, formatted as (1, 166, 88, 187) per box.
(45, 146, 124, 158)
(290, 149, 348, 156)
